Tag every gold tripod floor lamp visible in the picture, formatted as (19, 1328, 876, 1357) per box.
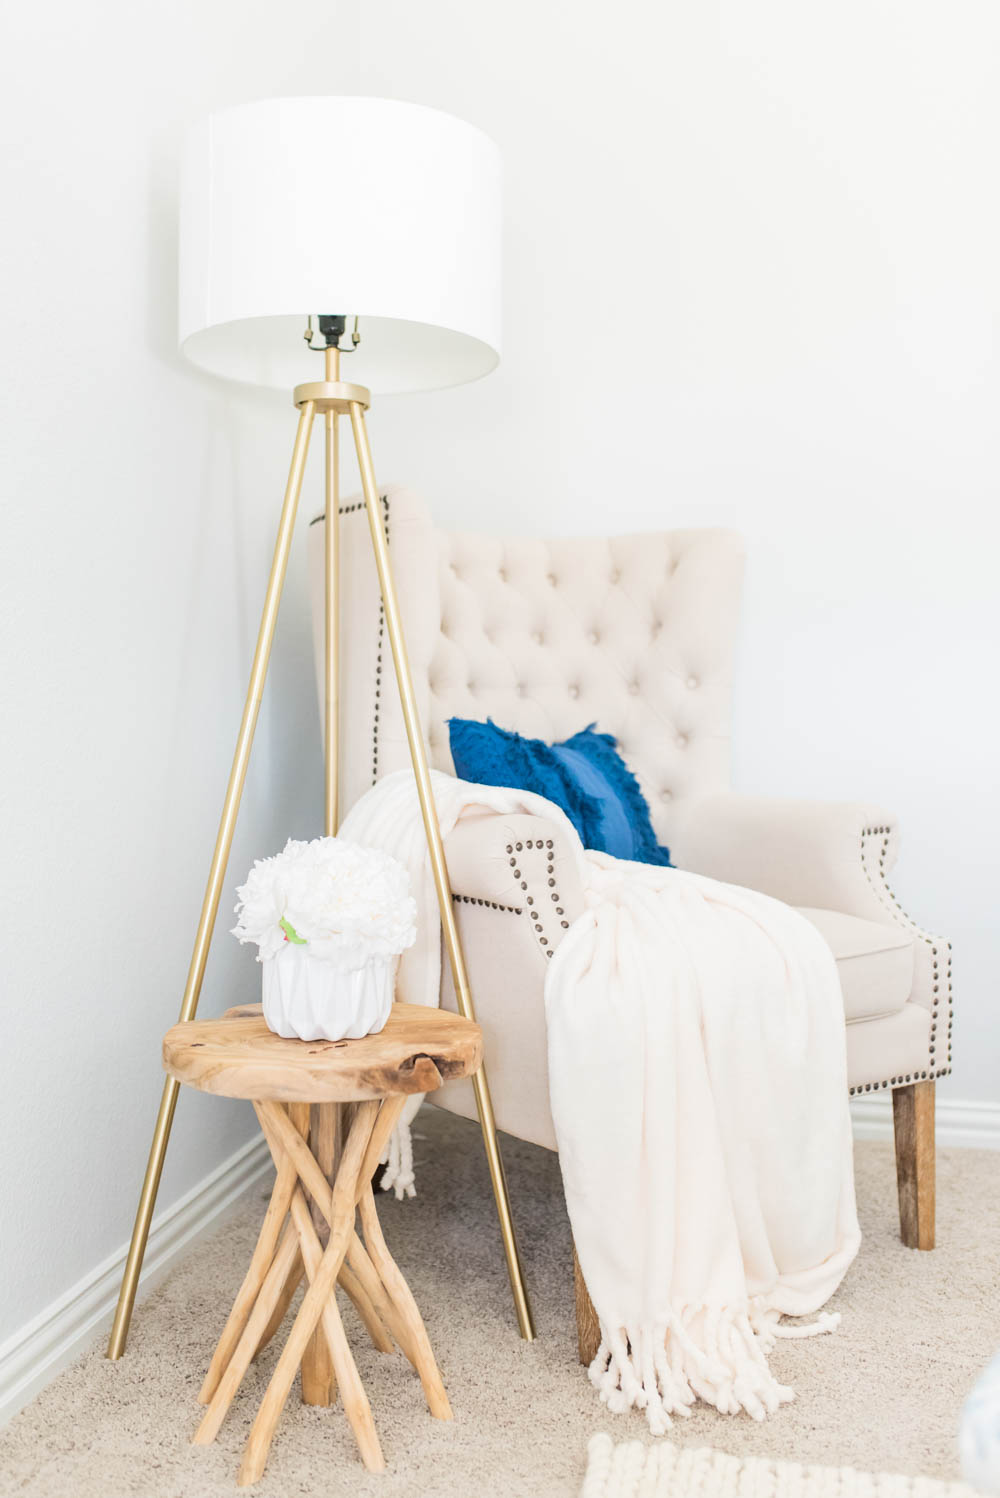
(107, 95, 533, 1360)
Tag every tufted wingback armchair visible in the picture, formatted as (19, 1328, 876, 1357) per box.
(308, 487, 950, 1349)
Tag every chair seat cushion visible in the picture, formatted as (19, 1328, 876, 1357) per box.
(796, 907, 914, 1022)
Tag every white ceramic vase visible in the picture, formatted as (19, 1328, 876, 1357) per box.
(261, 945, 395, 1042)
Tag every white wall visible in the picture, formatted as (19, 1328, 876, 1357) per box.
(350, 0, 1000, 1099)
(0, 1, 360, 1346)
(1, 0, 997, 1354)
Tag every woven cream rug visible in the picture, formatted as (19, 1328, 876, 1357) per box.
(581, 1434, 981, 1498)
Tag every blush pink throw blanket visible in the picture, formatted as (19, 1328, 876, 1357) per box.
(341, 770, 861, 1432)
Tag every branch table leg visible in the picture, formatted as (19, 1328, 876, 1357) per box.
(252, 1253, 304, 1363)
(254, 1100, 392, 1354)
(190, 1086, 457, 1484)
(285, 1186, 384, 1475)
(294, 1102, 336, 1406)
(237, 1101, 382, 1485)
(358, 1184, 452, 1421)
(194, 1225, 300, 1446)
(199, 1150, 298, 1404)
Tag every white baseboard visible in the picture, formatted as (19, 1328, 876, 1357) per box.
(0, 1133, 271, 1430)
(851, 1095, 1000, 1150)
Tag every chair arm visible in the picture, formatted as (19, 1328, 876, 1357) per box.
(670, 793, 952, 1077)
(669, 792, 902, 922)
(444, 810, 587, 961)
(431, 809, 585, 1151)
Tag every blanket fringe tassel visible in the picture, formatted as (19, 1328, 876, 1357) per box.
(379, 1116, 416, 1200)
(588, 1303, 841, 1435)
(378, 1115, 844, 1434)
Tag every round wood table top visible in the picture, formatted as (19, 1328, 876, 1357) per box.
(163, 1002, 482, 1104)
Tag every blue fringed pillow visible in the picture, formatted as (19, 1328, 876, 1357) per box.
(447, 718, 672, 867)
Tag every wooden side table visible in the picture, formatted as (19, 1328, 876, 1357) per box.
(163, 1001, 482, 1486)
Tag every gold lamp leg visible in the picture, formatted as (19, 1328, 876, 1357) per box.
(106, 401, 317, 1360)
(301, 348, 342, 1404)
(323, 345, 340, 839)
(348, 400, 536, 1341)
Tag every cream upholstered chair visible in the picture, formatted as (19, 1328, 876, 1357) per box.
(308, 487, 950, 1343)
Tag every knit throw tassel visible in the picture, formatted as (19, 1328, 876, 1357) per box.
(379, 1117, 416, 1199)
(588, 1304, 839, 1435)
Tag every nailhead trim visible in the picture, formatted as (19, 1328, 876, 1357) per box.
(453, 893, 523, 916)
(310, 495, 393, 787)
(848, 825, 953, 1094)
(309, 500, 371, 526)
(497, 839, 569, 960)
(371, 493, 391, 784)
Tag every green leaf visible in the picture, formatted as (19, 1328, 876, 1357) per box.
(280, 916, 307, 945)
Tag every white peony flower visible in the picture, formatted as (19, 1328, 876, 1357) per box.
(232, 837, 417, 968)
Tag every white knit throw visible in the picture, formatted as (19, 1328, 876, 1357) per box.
(341, 771, 861, 1432)
(581, 1434, 980, 1498)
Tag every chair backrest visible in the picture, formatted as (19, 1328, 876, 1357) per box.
(308, 487, 745, 844)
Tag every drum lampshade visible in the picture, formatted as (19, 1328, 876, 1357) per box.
(178, 96, 502, 395)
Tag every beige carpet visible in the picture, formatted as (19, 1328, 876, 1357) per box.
(1, 1108, 997, 1498)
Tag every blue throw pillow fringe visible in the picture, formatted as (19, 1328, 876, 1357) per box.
(447, 716, 672, 869)
(563, 726, 672, 866)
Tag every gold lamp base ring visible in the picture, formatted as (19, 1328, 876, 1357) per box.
(293, 379, 371, 414)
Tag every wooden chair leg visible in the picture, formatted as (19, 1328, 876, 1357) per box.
(892, 1079, 935, 1249)
(573, 1243, 600, 1367)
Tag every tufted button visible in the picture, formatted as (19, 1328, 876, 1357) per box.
(610, 568, 621, 584)
(568, 684, 580, 699)
(532, 630, 544, 644)
(686, 675, 699, 690)
(467, 682, 477, 694)
(661, 789, 672, 801)
(547, 572, 558, 587)
(588, 630, 600, 645)
(516, 682, 526, 696)
(628, 681, 640, 696)
(498, 567, 507, 582)
(676, 732, 688, 748)
(651, 620, 662, 637)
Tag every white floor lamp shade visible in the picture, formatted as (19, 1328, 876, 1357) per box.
(179, 96, 502, 395)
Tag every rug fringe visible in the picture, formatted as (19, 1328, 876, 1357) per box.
(581, 1432, 981, 1498)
